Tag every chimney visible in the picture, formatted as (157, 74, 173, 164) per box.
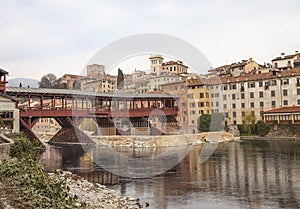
(281, 52, 285, 58)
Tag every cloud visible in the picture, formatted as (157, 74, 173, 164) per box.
(0, 0, 300, 79)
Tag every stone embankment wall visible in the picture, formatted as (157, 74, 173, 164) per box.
(0, 134, 14, 161)
(92, 132, 235, 148)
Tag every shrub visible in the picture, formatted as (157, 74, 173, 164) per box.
(256, 120, 270, 136)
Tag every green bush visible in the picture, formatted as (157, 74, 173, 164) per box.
(0, 136, 86, 208)
(256, 120, 270, 136)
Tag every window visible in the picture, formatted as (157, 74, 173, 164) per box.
(283, 100, 288, 105)
(211, 102, 214, 107)
(192, 120, 194, 124)
(198, 102, 204, 107)
(298, 99, 300, 105)
(190, 102, 195, 108)
(271, 101, 276, 107)
(199, 93, 204, 98)
(233, 112, 236, 118)
(248, 82, 255, 88)
(230, 84, 236, 90)
(242, 111, 245, 117)
(187, 93, 194, 98)
(250, 102, 255, 108)
(223, 85, 228, 90)
(232, 103, 236, 109)
(270, 80, 277, 86)
(190, 110, 196, 115)
(241, 93, 245, 99)
(283, 89, 288, 96)
(223, 94, 227, 100)
(216, 101, 219, 107)
(250, 92, 254, 98)
(271, 91, 275, 97)
(282, 79, 289, 85)
(181, 102, 186, 106)
(259, 91, 263, 98)
(260, 102, 264, 107)
(297, 89, 300, 95)
(232, 94, 236, 100)
(223, 104, 227, 109)
(259, 81, 263, 87)
(241, 103, 245, 108)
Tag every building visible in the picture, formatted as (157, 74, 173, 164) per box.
(87, 64, 105, 79)
(0, 68, 8, 94)
(59, 74, 85, 89)
(0, 68, 19, 133)
(149, 54, 188, 76)
(207, 66, 300, 125)
(160, 80, 188, 131)
(272, 51, 300, 70)
(0, 93, 19, 133)
(148, 73, 184, 92)
(81, 77, 116, 93)
(186, 79, 211, 133)
(263, 106, 300, 125)
(208, 58, 261, 77)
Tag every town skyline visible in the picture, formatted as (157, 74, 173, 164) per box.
(1, 0, 299, 80)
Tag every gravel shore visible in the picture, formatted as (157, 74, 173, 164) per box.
(49, 171, 142, 209)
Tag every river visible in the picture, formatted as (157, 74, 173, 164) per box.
(41, 140, 300, 209)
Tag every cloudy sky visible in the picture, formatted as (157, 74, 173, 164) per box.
(1, 0, 300, 80)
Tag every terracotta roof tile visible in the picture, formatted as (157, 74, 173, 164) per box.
(264, 106, 300, 114)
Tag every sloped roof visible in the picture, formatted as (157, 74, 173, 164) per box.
(6, 87, 177, 99)
(264, 106, 300, 114)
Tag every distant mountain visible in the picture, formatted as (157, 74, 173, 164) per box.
(8, 78, 39, 88)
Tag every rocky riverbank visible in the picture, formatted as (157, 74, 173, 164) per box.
(93, 132, 235, 148)
(0, 133, 143, 209)
(48, 171, 143, 209)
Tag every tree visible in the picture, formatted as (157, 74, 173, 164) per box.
(117, 68, 124, 91)
(38, 73, 59, 88)
(244, 111, 256, 134)
(197, 113, 225, 132)
(256, 120, 270, 136)
(198, 114, 211, 132)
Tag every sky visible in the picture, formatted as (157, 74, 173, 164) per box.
(1, 0, 300, 80)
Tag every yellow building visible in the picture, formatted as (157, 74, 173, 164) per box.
(187, 79, 211, 133)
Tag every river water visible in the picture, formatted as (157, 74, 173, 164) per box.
(41, 140, 300, 209)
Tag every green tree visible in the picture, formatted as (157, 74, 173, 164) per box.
(256, 120, 270, 136)
(198, 114, 211, 132)
(244, 111, 256, 134)
(198, 113, 225, 132)
(117, 68, 124, 91)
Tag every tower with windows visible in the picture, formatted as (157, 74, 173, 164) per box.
(149, 54, 163, 75)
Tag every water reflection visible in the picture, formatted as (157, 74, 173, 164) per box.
(41, 141, 300, 209)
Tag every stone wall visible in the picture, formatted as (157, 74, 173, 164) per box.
(0, 143, 11, 161)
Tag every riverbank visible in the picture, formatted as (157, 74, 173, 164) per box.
(92, 132, 235, 148)
(240, 136, 299, 141)
(0, 134, 142, 209)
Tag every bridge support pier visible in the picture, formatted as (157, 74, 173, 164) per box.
(49, 117, 95, 144)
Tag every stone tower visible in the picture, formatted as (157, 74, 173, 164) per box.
(149, 54, 163, 75)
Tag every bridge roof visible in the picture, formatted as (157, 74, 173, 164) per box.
(6, 87, 177, 99)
